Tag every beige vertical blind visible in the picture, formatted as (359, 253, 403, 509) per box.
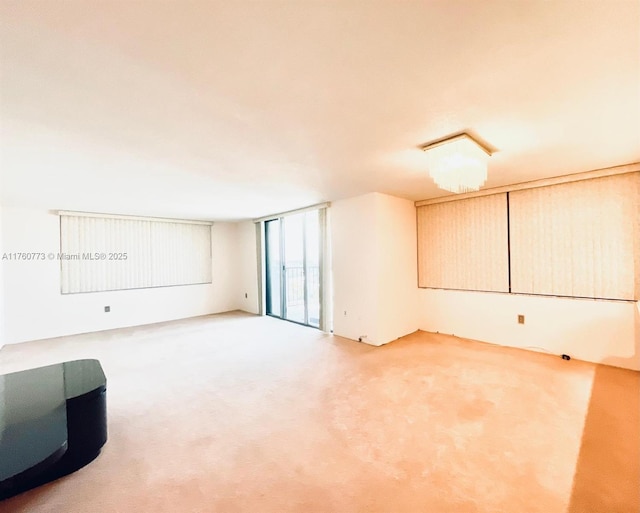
(509, 172, 639, 300)
(417, 193, 509, 292)
(60, 213, 212, 294)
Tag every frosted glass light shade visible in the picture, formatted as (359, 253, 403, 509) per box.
(423, 134, 490, 193)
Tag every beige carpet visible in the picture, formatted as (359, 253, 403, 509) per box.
(0, 312, 638, 513)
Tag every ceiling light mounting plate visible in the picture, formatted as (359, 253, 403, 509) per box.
(420, 132, 492, 156)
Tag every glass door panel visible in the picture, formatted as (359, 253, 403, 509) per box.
(265, 219, 282, 317)
(283, 213, 306, 324)
(304, 210, 320, 328)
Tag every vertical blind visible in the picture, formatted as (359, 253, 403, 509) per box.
(417, 193, 509, 292)
(60, 213, 212, 294)
(509, 173, 639, 300)
(416, 171, 639, 301)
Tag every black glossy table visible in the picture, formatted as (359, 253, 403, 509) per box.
(0, 359, 107, 500)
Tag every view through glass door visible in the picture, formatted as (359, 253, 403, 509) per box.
(265, 210, 321, 328)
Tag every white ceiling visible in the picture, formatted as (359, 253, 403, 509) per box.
(1, 1, 639, 221)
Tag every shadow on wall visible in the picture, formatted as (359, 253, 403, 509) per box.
(566, 303, 640, 512)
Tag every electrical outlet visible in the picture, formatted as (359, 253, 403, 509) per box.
(104, 306, 110, 313)
(244, 293, 248, 298)
(518, 314, 525, 324)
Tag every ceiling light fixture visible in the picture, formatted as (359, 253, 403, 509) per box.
(421, 133, 492, 194)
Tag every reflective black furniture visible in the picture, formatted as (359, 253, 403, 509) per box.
(0, 359, 107, 500)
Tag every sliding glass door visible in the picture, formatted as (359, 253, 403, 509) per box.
(265, 210, 321, 328)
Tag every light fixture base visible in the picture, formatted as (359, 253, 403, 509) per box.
(420, 132, 492, 156)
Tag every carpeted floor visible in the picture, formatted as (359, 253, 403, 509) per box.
(0, 312, 638, 513)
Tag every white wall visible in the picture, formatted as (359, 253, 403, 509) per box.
(636, 302, 640, 368)
(235, 221, 260, 315)
(331, 193, 380, 343)
(331, 193, 418, 346)
(374, 193, 419, 344)
(1, 206, 242, 344)
(210, 222, 243, 314)
(418, 289, 639, 371)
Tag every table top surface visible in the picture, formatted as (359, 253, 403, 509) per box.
(0, 359, 105, 482)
